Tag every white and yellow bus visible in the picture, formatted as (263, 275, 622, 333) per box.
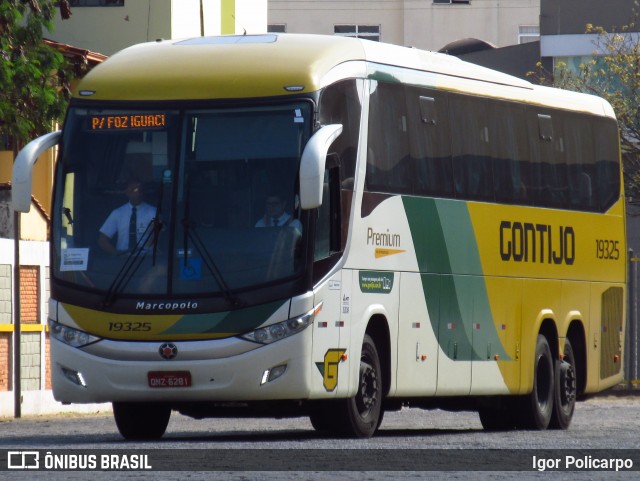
(13, 34, 625, 439)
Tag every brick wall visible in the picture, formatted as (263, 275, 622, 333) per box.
(0, 264, 10, 391)
(20, 265, 39, 323)
(0, 333, 10, 391)
(44, 332, 51, 390)
(0, 240, 50, 404)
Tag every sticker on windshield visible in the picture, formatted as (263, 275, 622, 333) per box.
(60, 248, 89, 272)
(180, 257, 202, 281)
(293, 109, 304, 124)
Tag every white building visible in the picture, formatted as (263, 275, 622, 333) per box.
(52, 0, 268, 56)
(268, 0, 540, 51)
(49, 0, 539, 57)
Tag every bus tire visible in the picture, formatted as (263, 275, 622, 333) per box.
(478, 399, 518, 431)
(340, 334, 383, 438)
(308, 401, 340, 433)
(113, 402, 171, 440)
(520, 334, 554, 430)
(550, 338, 577, 429)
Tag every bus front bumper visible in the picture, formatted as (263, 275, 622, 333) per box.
(50, 330, 313, 404)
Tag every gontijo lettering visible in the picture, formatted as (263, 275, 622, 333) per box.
(90, 113, 166, 130)
(500, 220, 575, 265)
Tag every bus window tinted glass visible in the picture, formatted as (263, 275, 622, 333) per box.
(594, 119, 621, 211)
(366, 81, 411, 194)
(488, 100, 529, 203)
(564, 113, 596, 210)
(449, 94, 493, 200)
(529, 111, 568, 208)
(406, 87, 453, 197)
(319, 79, 362, 189)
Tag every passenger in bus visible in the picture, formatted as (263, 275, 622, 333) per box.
(255, 192, 302, 235)
(98, 179, 157, 254)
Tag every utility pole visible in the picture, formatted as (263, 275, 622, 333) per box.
(13, 205, 21, 418)
(200, 0, 205, 36)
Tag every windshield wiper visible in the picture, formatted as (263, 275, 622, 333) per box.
(182, 179, 239, 307)
(101, 220, 156, 308)
(101, 183, 164, 308)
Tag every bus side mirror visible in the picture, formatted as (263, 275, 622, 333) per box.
(12, 131, 62, 212)
(299, 124, 342, 210)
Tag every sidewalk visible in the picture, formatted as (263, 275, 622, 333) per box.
(0, 390, 110, 418)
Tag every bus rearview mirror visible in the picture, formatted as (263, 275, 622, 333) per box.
(299, 124, 342, 210)
(12, 131, 62, 212)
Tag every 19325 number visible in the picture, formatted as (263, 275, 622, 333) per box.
(596, 239, 620, 260)
(108, 322, 152, 332)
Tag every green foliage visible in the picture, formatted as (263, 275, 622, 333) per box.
(0, 0, 72, 152)
(528, 5, 640, 198)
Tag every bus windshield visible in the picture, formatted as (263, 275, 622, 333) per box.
(53, 102, 312, 299)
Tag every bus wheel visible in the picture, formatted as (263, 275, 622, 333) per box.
(308, 401, 339, 433)
(478, 399, 518, 431)
(342, 334, 383, 438)
(520, 334, 554, 430)
(550, 338, 577, 429)
(113, 402, 171, 440)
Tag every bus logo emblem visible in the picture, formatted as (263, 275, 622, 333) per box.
(159, 343, 178, 360)
(316, 349, 347, 391)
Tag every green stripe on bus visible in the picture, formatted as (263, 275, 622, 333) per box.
(403, 196, 509, 361)
(160, 300, 285, 335)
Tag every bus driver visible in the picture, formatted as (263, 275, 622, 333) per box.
(98, 179, 157, 254)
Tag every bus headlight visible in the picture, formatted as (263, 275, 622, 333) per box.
(49, 320, 100, 348)
(241, 304, 321, 345)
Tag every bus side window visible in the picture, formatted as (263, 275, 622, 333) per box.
(565, 113, 596, 211)
(365, 81, 411, 194)
(407, 87, 453, 198)
(319, 79, 362, 249)
(449, 93, 493, 201)
(314, 169, 331, 261)
(531, 112, 568, 208)
(488, 100, 530, 204)
(594, 119, 622, 211)
(313, 164, 342, 283)
(318, 79, 362, 188)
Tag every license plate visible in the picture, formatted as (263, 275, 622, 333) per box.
(148, 371, 192, 388)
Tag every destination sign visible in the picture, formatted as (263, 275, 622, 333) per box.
(88, 113, 166, 130)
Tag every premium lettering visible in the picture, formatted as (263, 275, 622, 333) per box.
(367, 227, 401, 247)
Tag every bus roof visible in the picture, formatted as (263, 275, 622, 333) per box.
(73, 33, 614, 118)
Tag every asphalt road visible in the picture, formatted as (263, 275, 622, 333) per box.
(0, 394, 638, 480)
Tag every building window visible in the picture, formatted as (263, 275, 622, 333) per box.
(268, 24, 287, 33)
(69, 0, 124, 6)
(334, 25, 380, 42)
(519, 25, 540, 44)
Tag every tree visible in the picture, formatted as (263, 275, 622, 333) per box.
(529, 12, 640, 198)
(0, 0, 72, 154)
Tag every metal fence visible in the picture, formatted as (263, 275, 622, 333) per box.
(626, 251, 639, 389)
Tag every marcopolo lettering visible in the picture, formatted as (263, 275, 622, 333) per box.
(499, 221, 575, 265)
(136, 301, 199, 311)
